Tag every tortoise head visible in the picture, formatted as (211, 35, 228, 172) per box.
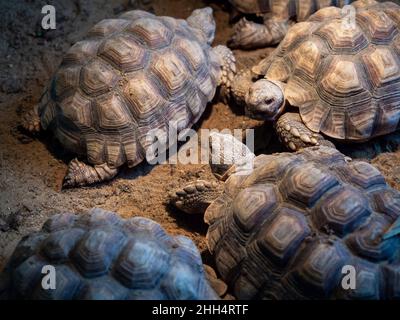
(187, 7, 216, 45)
(245, 79, 286, 121)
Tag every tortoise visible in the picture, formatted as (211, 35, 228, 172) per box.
(0, 208, 218, 300)
(230, 0, 400, 152)
(227, 0, 352, 49)
(171, 133, 400, 299)
(22, 8, 236, 188)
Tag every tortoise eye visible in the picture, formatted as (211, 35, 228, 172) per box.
(265, 98, 274, 105)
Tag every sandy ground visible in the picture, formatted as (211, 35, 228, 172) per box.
(0, 0, 399, 276)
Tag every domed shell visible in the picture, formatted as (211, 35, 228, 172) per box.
(205, 146, 400, 299)
(260, 1, 400, 141)
(1, 208, 217, 300)
(38, 10, 221, 168)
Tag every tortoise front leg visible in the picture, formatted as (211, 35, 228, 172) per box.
(228, 16, 289, 49)
(170, 180, 223, 215)
(21, 104, 41, 133)
(63, 159, 119, 188)
(276, 113, 335, 151)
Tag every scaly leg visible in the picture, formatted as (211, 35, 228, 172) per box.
(170, 180, 223, 215)
(212, 45, 236, 91)
(276, 113, 335, 151)
(63, 159, 119, 188)
(229, 17, 289, 49)
(21, 104, 41, 133)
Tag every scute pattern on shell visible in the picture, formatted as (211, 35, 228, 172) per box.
(0, 208, 217, 300)
(38, 10, 221, 168)
(205, 146, 400, 300)
(256, 0, 400, 141)
(228, 0, 351, 20)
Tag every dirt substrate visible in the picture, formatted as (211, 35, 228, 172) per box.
(0, 0, 399, 277)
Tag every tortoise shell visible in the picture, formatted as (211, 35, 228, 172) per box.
(254, 0, 400, 141)
(0, 208, 218, 300)
(38, 9, 221, 168)
(228, 0, 351, 21)
(205, 146, 400, 299)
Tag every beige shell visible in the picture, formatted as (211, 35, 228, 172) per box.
(255, 0, 400, 141)
(228, 0, 351, 21)
(205, 146, 400, 299)
(38, 10, 221, 168)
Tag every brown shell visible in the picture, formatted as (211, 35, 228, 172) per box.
(205, 146, 400, 299)
(257, 1, 400, 141)
(38, 10, 220, 168)
(228, 0, 349, 21)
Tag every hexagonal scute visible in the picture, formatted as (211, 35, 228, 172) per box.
(95, 93, 133, 131)
(119, 10, 154, 22)
(257, 207, 311, 267)
(80, 59, 119, 97)
(63, 40, 100, 66)
(383, 2, 400, 26)
(54, 66, 81, 100)
(59, 92, 93, 129)
(13, 256, 47, 297)
(320, 59, 364, 96)
(76, 208, 123, 229)
(346, 216, 397, 261)
(161, 263, 205, 300)
(362, 47, 400, 89)
(289, 240, 349, 298)
(345, 161, 386, 189)
(6, 233, 48, 270)
(233, 185, 278, 232)
(308, 7, 342, 22)
(127, 18, 173, 49)
(357, 10, 398, 44)
(196, 66, 217, 101)
(185, 86, 207, 119)
(42, 213, 77, 232)
(289, 39, 324, 79)
(42, 228, 85, 263)
(173, 235, 203, 268)
(264, 58, 291, 82)
(314, 20, 369, 53)
(123, 217, 174, 247)
(151, 50, 190, 98)
(313, 186, 371, 236)
(282, 163, 338, 207)
(98, 34, 148, 72)
(280, 22, 315, 52)
(123, 72, 165, 120)
(87, 19, 130, 38)
(374, 189, 400, 220)
(78, 277, 128, 300)
(301, 145, 346, 165)
(174, 38, 206, 72)
(115, 239, 170, 289)
(242, 155, 300, 187)
(72, 229, 126, 278)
